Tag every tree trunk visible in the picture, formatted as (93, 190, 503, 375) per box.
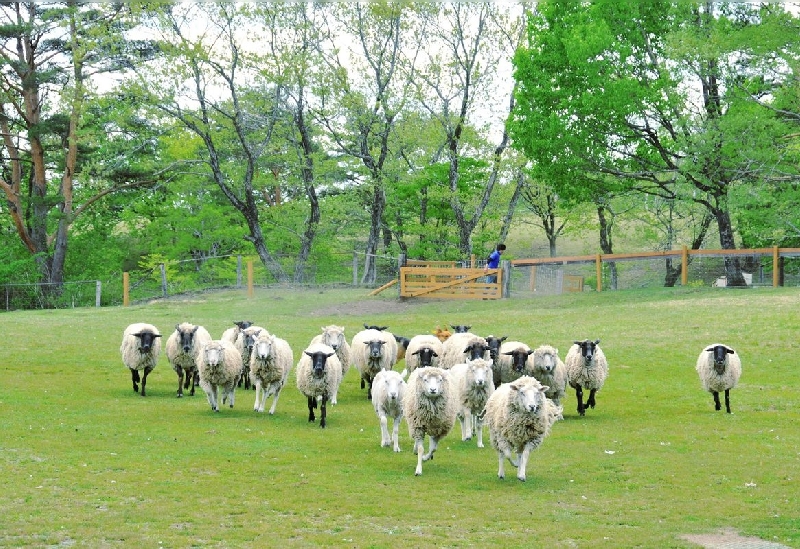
(714, 203, 745, 286)
(361, 180, 385, 285)
(597, 203, 617, 290)
(293, 92, 319, 284)
(499, 169, 525, 244)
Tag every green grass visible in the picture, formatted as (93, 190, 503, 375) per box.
(1, 286, 799, 548)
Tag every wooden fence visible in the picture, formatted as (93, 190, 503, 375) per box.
(398, 261, 508, 300)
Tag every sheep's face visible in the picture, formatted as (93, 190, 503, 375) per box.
(574, 339, 601, 366)
(706, 345, 734, 375)
(381, 373, 404, 401)
(412, 347, 438, 367)
(513, 382, 549, 414)
(203, 344, 224, 367)
(321, 326, 345, 351)
(464, 342, 490, 361)
(503, 348, 534, 373)
(535, 349, 556, 373)
(254, 336, 275, 360)
(451, 324, 471, 333)
(468, 359, 492, 387)
(234, 320, 253, 330)
(177, 325, 200, 353)
(485, 336, 507, 360)
(305, 351, 334, 378)
(420, 371, 445, 398)
(365, 340, 385, 359)
(134, 331, 161, 353)
(243, 328, 262, 351)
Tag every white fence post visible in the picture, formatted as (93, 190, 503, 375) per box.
(95, 281, 101, 307)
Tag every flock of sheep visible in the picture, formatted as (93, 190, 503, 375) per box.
(120, 321, 742, 480)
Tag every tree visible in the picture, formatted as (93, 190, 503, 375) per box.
(510, 0, 800, 286)
(0, 2, 155, 291)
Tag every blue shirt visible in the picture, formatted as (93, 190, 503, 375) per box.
(487, 250, 502, 269)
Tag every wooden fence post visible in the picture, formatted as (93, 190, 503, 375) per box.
(501, 260, 511, 298)
(123, 272, 129, 306)
(595, 254, 602, 292)
(95, 281, 101, 307)
(773, 246, 780, 287)
(681, 246, 688, 286)
(247, 260, 254, 298)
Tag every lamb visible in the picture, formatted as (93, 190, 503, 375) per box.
(351, 328, 397, 400)
(530, 344, 568, 407)
(401, 334, 444, 378)
(249, 330, 294, 414)
(371, 370, 407, 452)
(695, 343, 742, 414)
(120, 323, 163, 397)
(310, 325, 351, 404)
(564, 339, 609, 417)
(403, 366, 457, 476)
(449, 358, 495, 447)
(494, 341, 534, 386)
(236, 325, 267, 390)
(483, 375, 562, 481)
(165, 322, 212, 398)
(295, 342, 343, 428)
(439, 332, 491, 370)
(197, 339, 243, 412)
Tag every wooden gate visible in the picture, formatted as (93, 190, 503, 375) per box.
(399, 266, 502, 300)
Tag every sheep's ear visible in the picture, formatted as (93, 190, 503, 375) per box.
(726, 348, 735, 355)
(462, 346, 472, 353)
(704, 346, 714, 352)
(539, 385, 550, 393)
(191, 325, 199, 334)
(573, 340, 582, 345)
(502, 351, 514, 356)
(526, 350, 535, 356)
(431, 351, 439, 357)
(175, 324, 181, 331)
(500, 336, 508, 342)
(325, 352, 335, 358)
(510, 383, 520, 392)
(154, 334, 162, 338)
(594, 339, 601, 345)
(304, 351, 314, 358)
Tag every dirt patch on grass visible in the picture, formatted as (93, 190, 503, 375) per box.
(681, 528, 791, 548)
(310, 298, 415, 317)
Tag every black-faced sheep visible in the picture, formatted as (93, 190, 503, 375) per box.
(494, 340, 534, 386)
(165, 322, 212, 398)
(120, 323, 163, 397)
(371, 369, 407, 452)
(236, 325, 267, 390)
(249, 331, 294, 414)
(564, 339, 608, 417)
(403, 366, 457, 476)
(483, 376, 562, 481)
(401, 334, 444, 378)
(450, 324, 471, 334)
(351, 328, 397, 400)
(449, 358, 495, 448)
(197, 340, 243, 412)
(221, 320, 253, 345)
(696, 343, 742, 414)
(439, 332, 491, 370)
(530, 345, 567, 408)
(295, 343, 343, 428)
(310, 325, 351, 403)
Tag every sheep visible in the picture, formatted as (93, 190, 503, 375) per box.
(249, 330, 294, 414)
(449, 358, 495, 447)
(450, 324, 471, 334)
(395, 335, 411, 362)
(564, 339, 609, 417)
(351, 328, 397, 399)
(483, 375, 562, 481)
(484, 334, 508, 386)
(695, 343, 742, 414)
(403, 366, 457, 476)
(309, 325, 351, 404)
(401, 334, 444, 378)
(221, 320, 253, 345)
(236, 325, 267, 390)
(197, 339, 243, 412)
(371, 369, 407, 452)
(165, 322, 212, 398)
(295, 342, 343, 428)
(120, 323, 163, 397)
(432, 326, 452, 343)
(439, 332, 491, 370)
(530, 344, 568, 408)
(494, 340, 534, 386)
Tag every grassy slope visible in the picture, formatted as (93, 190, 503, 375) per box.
(1, 287, 798, 548)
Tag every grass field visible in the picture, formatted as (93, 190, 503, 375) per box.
(1, 286, 798, 548)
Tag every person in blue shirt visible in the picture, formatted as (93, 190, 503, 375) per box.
(484, 243, 506, 283)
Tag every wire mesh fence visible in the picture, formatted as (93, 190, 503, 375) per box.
(2, 281, 101, 311)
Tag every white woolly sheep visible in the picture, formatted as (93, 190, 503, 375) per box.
(483, 376, 562, 481)
(165, 322, 212, 398)
(403, 366, 457, 476)
(295, 342, 343, 428)
(249, 330, 294, 414)
(351, 328, 397, 400)
(120, 323, 163, 397)
(235, 325, 267, 390)
(371, 369, 407, 452)
(494, 341, 534, 386)
(197, 339, 243, 412)
(401, 334, 444, 378)
(530, 344, 568, 407)
(439, 332, 491, 370)
(449, 358, 495, 448)
(695, 343, 742, 414)
(564, 339, 609, 417)
(310, 325, 351, 404)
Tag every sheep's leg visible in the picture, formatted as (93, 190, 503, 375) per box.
(575, 385, 585, 416)
(379, 414, 391, 447)
(361, 378, 365, 389)
(497, 452, 506, 479)
(204, 383, 218, 412)
(140, 366, 152, 397)
(422, 436, 438, 461)
(415, 440, 425, 476)
(319, 395, 328, 428)
(330, 390, 338, 405)
(131, 369, 140, 393)
(268, 385, 283, 415)
(465, 410, 474, 441)
(517, 443, 533, 482)
(457, 412, 468, 441)
(586, 388, 597, 409)
(176, 368, 184, 398)
(254, 382, 263, 412)
(367, 377, 374, 400)
(227, 383, 236, 408)
(391, 417, 401, 452)
(712, 391, 722, 411)
(724, 389, 732, 414)
(307, 396, 316, 423)
(474, 414, 485, 448)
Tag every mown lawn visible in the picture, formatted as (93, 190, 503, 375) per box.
(1, 286, 798, 548)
